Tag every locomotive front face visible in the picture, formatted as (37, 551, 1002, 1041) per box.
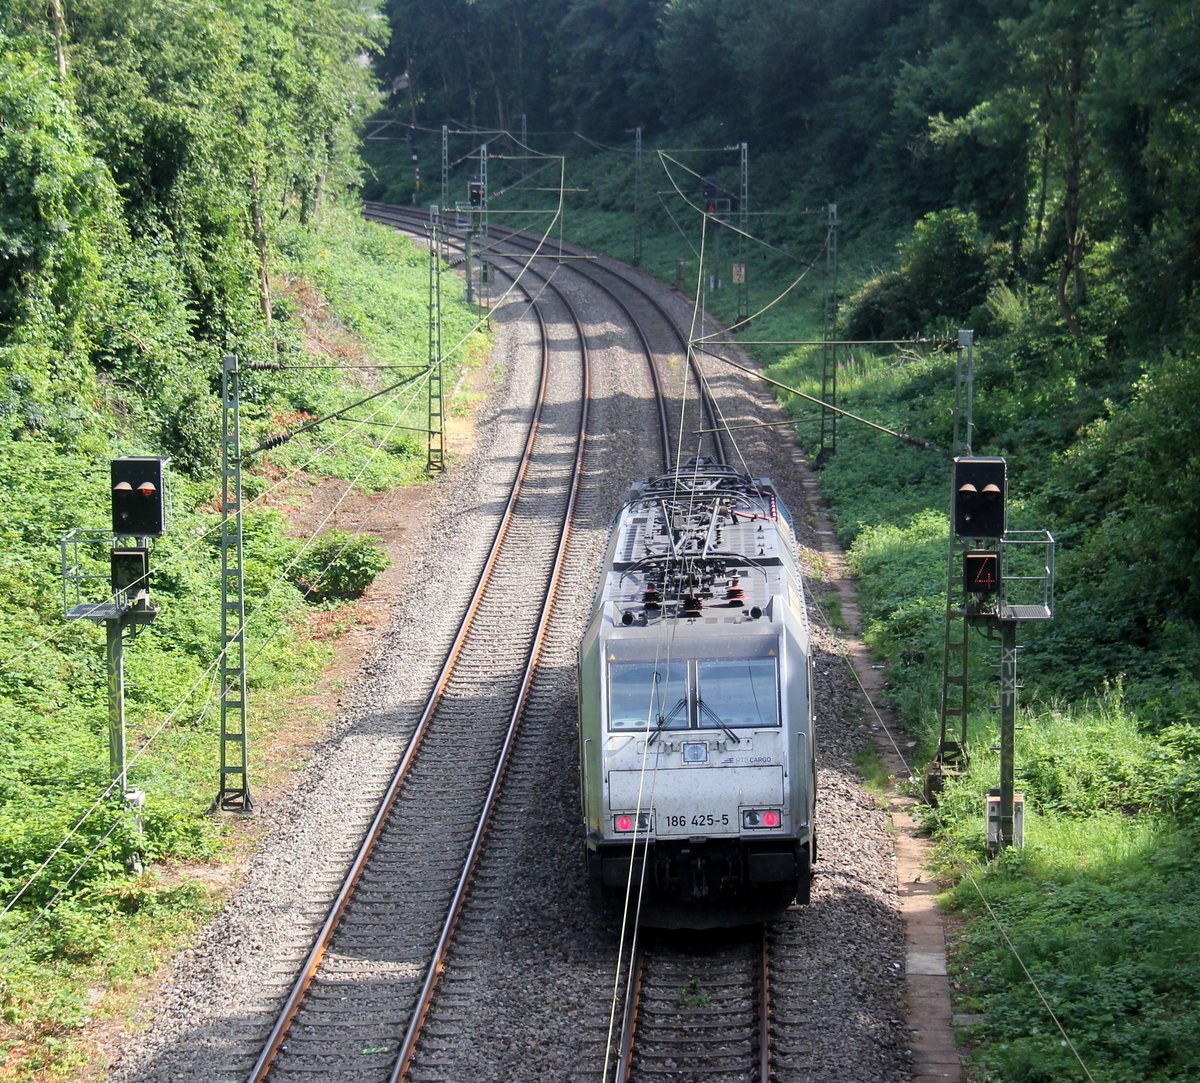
(581, 601, 814, 925)
(603, 636, 789, 841)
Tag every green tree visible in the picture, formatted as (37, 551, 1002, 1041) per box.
(380, 0, 551, 131)
(841, 208, 992, 338)
(885, 2, 1031, 249)
(548, 0, 666, 133)
(0, 34, 116, 403)
(657, 0, 730, 133)
(918, 0, 1118, 334)
(1088, 0, 1200, 345)
(1032, 346, 1200, 706)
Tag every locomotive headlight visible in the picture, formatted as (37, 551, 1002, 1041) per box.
(742, 808, 782, 829)
(613, 812, 652, 833)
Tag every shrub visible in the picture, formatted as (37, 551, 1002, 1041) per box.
(840, 208, 993, 338)
(160, 391, 221, 477)
(292, 528, 389, 603)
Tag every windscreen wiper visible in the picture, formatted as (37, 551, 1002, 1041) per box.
(698, 698, 740, 744)
(648, 696, 688, 745)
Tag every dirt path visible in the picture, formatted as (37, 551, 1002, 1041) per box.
(799, 466, 963, 1082)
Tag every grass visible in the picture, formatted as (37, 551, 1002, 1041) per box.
(0, 878, 223, 1079)
(853, 745, 891, 797)
(376, 144, 1200, 1083)
(781, 330, 1200, 1081)
(678, 977, 712, 1009)
(0, 210, 491, 1078)
(941, 814, 1200, 1082)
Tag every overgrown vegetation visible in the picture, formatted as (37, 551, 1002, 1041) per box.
(5, 0, 1200, 1077)
(0, 2, 487, 1073)
(364, 3, 1200, 1078)
(762, 350, 1200, 1079)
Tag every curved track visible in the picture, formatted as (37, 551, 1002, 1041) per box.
(250, 237, 594, 1081)
(248, 200, 748, 1080)
(105, 191, 910, 1083)
(355, 205, 783, 1083)
(363, 202, 727, 470)
(203, 203, 912, 1083)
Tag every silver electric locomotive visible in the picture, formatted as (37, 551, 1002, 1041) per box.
(577, 458, 815, 927)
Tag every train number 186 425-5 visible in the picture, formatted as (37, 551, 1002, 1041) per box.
(664, 813, 730, 829)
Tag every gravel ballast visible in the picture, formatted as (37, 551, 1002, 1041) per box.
(106, 249, 913, 1083)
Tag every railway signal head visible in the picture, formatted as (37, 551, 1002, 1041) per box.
(964, 551, 1000, 595)
(111, 546, 150, 597)
(953, 456, 1006, 539)
(111, 456, 168, 538)
(468, 176, 485, 207)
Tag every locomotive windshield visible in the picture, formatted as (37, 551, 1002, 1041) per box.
(697, 659, 779, 728)
(607, 657, 779, 731)
(609, 661, 688, 730)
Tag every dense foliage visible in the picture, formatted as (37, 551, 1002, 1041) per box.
(2, 0, 384, 401)
(0, 2, 493, 1072)
(372, 0, 1200, 725)
(368, 3, 1197, 1079)
(3, 0, 1199, 1077)
(759, 346, 1200, 1081)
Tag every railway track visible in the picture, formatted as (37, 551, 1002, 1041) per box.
(248, 203, 743, 1079)
(616, 927, 771, 1082)
(249, 235, 593, 1080)
(316, 207, 777, 1080)
(363, 202, 726, 470)
(108, 199, 911, 1083)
